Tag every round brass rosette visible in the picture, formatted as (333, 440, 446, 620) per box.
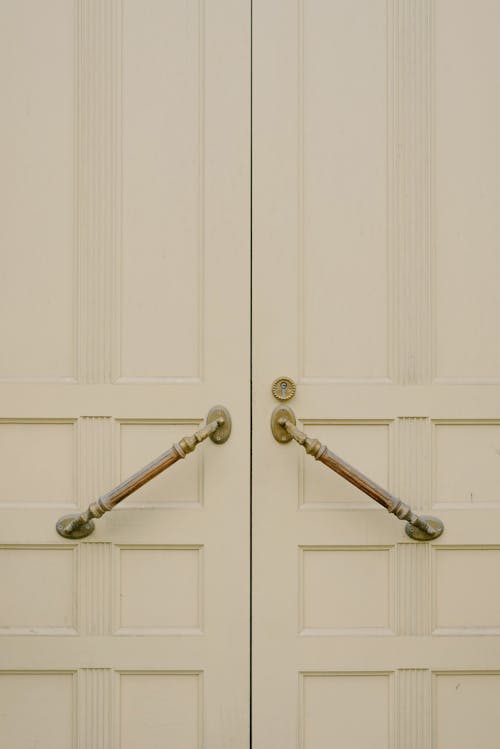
(271, 377, 296, 401)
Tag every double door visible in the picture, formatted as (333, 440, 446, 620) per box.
(1, 1, 500, 747)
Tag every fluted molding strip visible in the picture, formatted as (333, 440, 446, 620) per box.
(79, 668, 113, 748)
(395, 418, 431, 513)
(77, 0, 122, 383)
(398, 543, 431, 635)
(389, 0, 433, 384)
(78, 417, 115, 510)
(397, 669, 431, 748)
(80, 542, 113, 635)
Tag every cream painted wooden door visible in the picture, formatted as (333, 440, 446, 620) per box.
(0, 2, 249, 748)
(253, 1, 500, 747)
(2, 1, 500, 747)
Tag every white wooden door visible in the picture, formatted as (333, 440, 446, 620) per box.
(0, 2, 249, 748)
(2, 1, 500, 747)
(253, 1, 500, 747)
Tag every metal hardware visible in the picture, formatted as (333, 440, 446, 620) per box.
(271, 406, 444, 542)
(206, 405, 232, 444)
(271, 376, 297, 401)
(56, 406, 231, 540)
(271, 405, 296, 442)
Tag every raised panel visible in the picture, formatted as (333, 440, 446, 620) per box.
(117, 546, 202, 634)
(434, 672, 500, 749)
(119, 672, 202, 749)
(301, 421, 390, 507)
(119, 421, 201, 506)
(300, 547, 393, 634)
(0, 1, 75, 381)
(0, 672, 75, 749)
(119, 0, 202, 381)
(301, 0, 388, 381)
(300, 672, 391, 749)
(433, 547, 500, 633)
(433, 422, 500, 505)
(0, 547, 76, 634)
(0, 421, 75, 506)
(435, 1, 500, 381)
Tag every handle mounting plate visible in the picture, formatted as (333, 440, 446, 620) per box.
(56, 515, 95, 540)
(271, 405, 296, 443)
(206, 405, 232, 444)
(405, 515, 444, 541)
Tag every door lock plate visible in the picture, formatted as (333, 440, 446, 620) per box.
(271, 376, 296, 401)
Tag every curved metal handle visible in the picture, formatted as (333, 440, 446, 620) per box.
(56, 406, 231, 539)
(271, 406, 444, 541)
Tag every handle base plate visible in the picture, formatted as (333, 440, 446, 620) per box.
(405, 515, 444, 541)
(271, 406, 296, 443)
(56, 514, 95, 540)
(206, 406, 232, 444)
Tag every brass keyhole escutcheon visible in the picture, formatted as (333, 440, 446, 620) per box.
(271, 376, 296, 401)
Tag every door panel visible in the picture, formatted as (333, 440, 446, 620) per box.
(0, 1, 250, 747)
(253, 1, 500, 747)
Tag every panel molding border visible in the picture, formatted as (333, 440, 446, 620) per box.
(298, 419, 393, 510)
(299, 670, 394, 749)
(113, 544, 204, 635)
(116, 670, 204, 749)
(115, 418, 204, 508)
(0, 545, 78, 636)
(299, 545, 396, 636)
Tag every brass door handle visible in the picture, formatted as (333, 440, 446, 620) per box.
(271, 406, 444, 541)
(56, 406, 231, 539)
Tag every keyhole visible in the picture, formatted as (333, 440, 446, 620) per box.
(271, 376, 296, 402)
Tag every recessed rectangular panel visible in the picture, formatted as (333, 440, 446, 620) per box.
(119, 421, 201, 506)
(302, 0, 388, 380)
(0, 547, 76, 634)
(433, 422, 500, 504)
(434, 673, 500, 749)
(301, 672, 391, 749)
(118, 547, 202, 633)
(435, 1, 500, 380)
(0, 1, 74, 380)
(0, 421, 75, 505)
(433, 548, 500, 633)
(0, 672, 74, 749)
(300, 547, 392, 633)
(120, 0, 202, 380)
(120, 672, 202, 749)
(302, 422, 390, 506)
